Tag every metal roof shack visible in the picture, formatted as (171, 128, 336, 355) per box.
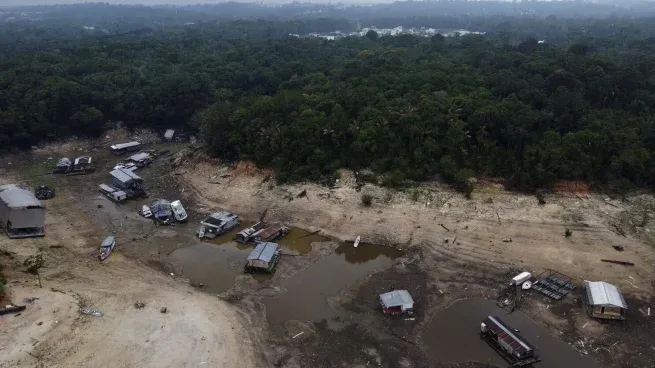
(0, 184, 43, 209)
(245, 242, 280, 273)
(110, 141, 141, 150)
(164, 129, 175, 140)
(110, 168, 142, 184)
(129, 152, 151, 162)
(583, 281, 627, 320)
(0, 184, 45, 238)
(379, 290, 414, 316)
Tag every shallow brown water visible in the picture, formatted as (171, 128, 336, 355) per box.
(422, 298, 599, 368)
(264, 244, 403, 334)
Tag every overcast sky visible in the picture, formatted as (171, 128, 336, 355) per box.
(1, 0, 386, 6)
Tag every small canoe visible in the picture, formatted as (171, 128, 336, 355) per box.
(354, 236, 361, 248)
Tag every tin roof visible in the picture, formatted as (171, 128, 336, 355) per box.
(379, 290, 414, 309)
(57, 158, 71, 166)
(484, 316, 534, 356)
(111, 141, 141, 150)
(101, 236, 115, 247)
(0, 184, 43, 209)
(584, 281, 627, 309)
(110, 168, 142, 183)
(247, 242, 280, 262)
(129, 152, 151, 161)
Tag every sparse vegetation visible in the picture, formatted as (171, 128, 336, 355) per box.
(361, 194, 373, 207)
(565, 229, 573, 237)
(24, 254, 46, 288)
(409, 189, 421, 202)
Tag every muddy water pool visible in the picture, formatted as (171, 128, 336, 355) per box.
(264, 243, 403, 333)
(170, 226, 328, 292)
(422, 298, 599, 368)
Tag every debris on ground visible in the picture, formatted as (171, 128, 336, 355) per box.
(612, 245, 625, 251)
(160, 307, 167, 314)
(0, 304, 27, 316)
(23, 297, 39, 304)
(36, 321, 43, 326)
(601, 259, 635, 266)
(79, 308, 103, 317)
(35, 185, 55, 200)
(502, 237, 512, 243)
(134, 301, 146, 309)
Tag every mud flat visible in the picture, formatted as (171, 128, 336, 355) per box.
(264, 243, 403, 334)
(423, 298, 599, 368)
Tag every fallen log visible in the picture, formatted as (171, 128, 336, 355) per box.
(0, 305, 27, 316)
(601, 259, 635, 266)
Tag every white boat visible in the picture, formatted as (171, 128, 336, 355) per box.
(140, 205, 152, 218)
(98, 235, 116, 261)
(171, 200, 188, 222)
(354, 236, 361, 248)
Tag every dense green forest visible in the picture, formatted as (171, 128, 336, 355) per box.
(1, 4, 655, 190)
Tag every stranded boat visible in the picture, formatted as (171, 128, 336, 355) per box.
(171, 200, 188, 222)
(98, 235, 116, 261)
(480, 316, 541, 367)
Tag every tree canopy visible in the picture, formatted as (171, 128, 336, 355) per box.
(1, 5, 655, 190)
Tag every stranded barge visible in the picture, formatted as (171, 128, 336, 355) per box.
(480, 316, 541, 367)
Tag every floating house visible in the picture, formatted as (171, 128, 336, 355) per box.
(151, 199, 173, 224)
(198, 211, 240, 239)
(53, 158, 72, 173)
(253, 222, 289, 243)
(236, 221, 267, 244)
(244, 242, 280, 274)
(127, 152, 153, 168)
(583, 281, 627, 321)
(109, 168, 145, 198)
(480, 316, 541, 367)
(379, 290, 414, 317)
(0, 184, 45, 238)
(110, 141, 141, 155)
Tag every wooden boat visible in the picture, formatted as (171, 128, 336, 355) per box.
(354, 236, 361, 248)
(98, 235, 116, 261)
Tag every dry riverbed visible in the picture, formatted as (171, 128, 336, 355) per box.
(1, 133, 654, 368)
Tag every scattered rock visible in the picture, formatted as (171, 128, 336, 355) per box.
(36, 321, 43, 326)
(502, 238, 512, 243)
(134, 301, 146, 309)
(160, 307, 167, 314)
(612, 245, 625, 251)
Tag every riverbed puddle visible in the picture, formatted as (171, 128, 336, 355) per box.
(171, 226, 328, 291)
(422, 298, 599, 368)
(264, 243, 402, 334)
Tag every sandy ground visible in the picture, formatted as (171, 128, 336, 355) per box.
(182, 159, 655, 297)
(176, 155, 655, 367)
(0, 170, 261, 368)
(1, 135, 655, 368)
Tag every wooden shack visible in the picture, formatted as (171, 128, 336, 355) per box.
(583, 281, 627, 320)
(253, 222, 289, 243)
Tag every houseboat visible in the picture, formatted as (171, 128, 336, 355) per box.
(480, 316, 541, 367)
(198, 211, 240, 239)
(244, 242, 280, 274)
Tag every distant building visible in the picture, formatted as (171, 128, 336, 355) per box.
(583, 281, 627, 320)
(0, 184, 45, 238)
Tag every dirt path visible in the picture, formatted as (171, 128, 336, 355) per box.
(0, 172, 261, 368)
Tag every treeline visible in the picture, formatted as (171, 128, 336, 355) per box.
(1, 19, 654, 190)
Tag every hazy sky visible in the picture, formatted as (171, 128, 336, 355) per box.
(1, 0, 386, 6)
